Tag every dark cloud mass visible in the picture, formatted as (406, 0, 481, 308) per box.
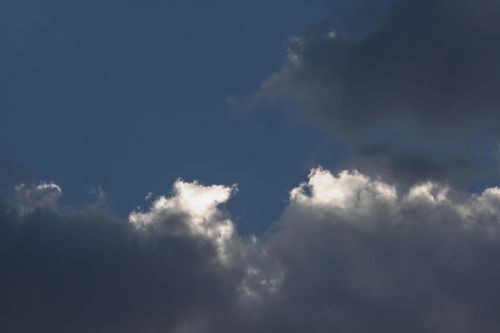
(3, 170, 500, 332)
(244, 0, 500, 184)
(0, 197, 241, 333)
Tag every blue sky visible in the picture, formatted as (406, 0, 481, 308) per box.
(1, 0, 345, 231)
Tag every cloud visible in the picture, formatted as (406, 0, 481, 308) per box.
(240, 0, 500, 183)
(0, 179, 243, 333)
(3, 170, 500, 332)
(14, 181, 63, 214)
(241, 167, 500, 332)
(129, 179, 239, 263)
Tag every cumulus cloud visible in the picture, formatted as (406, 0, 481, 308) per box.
(240, 0, 500, 184)
(129, 179, 239, 263)
(0, 179, 243, 333)
(241, 167, 500, 332)
(3, 170, 500, 332)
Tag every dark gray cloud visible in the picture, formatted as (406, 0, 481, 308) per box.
(0, 181, 244, 333)
(242, 0, 500, 184)
(3, 171, 500, 332)
(249, 168, 500, 333)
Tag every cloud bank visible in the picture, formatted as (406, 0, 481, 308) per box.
(241, 0, 500, 184)
(3, 169, 500, 332)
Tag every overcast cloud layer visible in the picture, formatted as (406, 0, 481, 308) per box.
(242, 0, 500, 184)
(3, 170, 500, 332)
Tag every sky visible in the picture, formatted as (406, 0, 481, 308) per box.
(0, 0, 340, 231)
(2, 0, 500, 332)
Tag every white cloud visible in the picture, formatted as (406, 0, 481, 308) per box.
(290, 168, 397, 213)
(129, 179, 238, 263)
(286, 168, 500, 231)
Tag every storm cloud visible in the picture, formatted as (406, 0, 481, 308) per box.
(3, 170, 500, 332)
(243, 0, 500, 184)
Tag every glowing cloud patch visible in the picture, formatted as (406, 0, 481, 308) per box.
(129, 179, 238, 263)
(290, 168, 397, 215)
